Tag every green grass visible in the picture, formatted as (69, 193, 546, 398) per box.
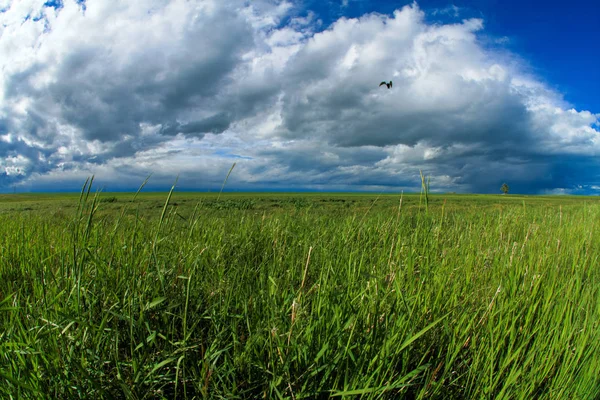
(0, 187, 599, 398)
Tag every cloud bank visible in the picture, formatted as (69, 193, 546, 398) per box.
(1, 0, 598, 193)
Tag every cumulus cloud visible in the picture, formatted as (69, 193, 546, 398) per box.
(0, 1, 599, 193)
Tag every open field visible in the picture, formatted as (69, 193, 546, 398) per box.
(0, 188, 599, 398)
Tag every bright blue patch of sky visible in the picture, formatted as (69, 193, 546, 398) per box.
(301, 0, 600, 112)
(212, 150, 253, 160)
(43, 0, 62, 8)
(43, 0, 86, 11)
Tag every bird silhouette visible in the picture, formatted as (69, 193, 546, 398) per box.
(379, 81, 392, 89)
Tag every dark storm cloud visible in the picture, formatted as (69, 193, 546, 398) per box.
(160, 113, 233, 137)
(34, 7, 250, 143)
(0, 0, 269, 163)
(255, 142, 387, 173)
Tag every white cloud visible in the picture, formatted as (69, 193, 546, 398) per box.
(431, 4, 462, 18)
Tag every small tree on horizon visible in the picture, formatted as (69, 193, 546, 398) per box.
(500, 183, 509, 195)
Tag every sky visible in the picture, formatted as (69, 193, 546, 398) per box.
(0, 0, 599, 194)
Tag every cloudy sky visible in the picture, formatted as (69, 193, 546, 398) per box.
(1, 0, 599, 194)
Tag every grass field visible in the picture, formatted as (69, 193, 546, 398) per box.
(0, 184, 599, 398)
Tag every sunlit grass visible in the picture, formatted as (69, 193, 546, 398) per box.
(0, 185, 599, 398)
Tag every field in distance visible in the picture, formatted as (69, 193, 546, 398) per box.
(0, 191, 598, 398)
(0, 191, 596, 216)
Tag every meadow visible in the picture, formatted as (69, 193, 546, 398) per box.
(0, 183, 599, 398)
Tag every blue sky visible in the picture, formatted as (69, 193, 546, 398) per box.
(0, 0, 599, 194)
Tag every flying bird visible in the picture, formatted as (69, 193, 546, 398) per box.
(379, 81, 392, 89)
